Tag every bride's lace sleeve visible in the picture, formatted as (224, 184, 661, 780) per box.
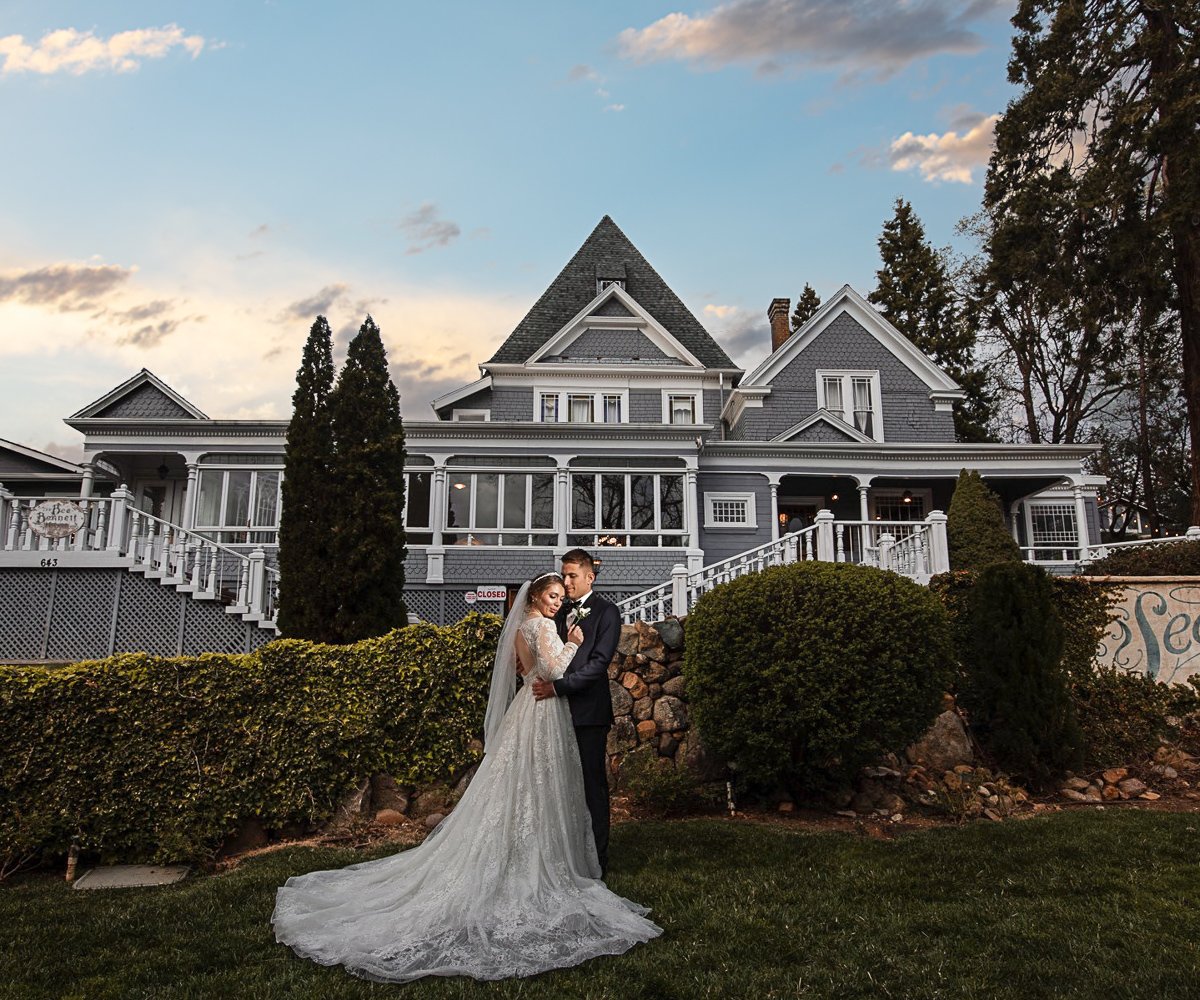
(524, 618, 578, 681)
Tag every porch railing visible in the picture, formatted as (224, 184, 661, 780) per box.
(616, 509, 951, 622)
(0, 484, 276, 622)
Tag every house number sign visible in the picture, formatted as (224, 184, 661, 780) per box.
(27, 499, 86, 539)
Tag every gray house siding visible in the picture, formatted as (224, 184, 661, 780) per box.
(490, 387, 535, 421)
(629, 390, 662, 422)
(559, 328, 670, 362)
(96, 383, 194, 419)
(732, 313, 955, 443)
(789, 421, 857, 443)
(697, 472, 773, 563)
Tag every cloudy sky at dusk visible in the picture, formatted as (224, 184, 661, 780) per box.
(0, 1, 1018, 462)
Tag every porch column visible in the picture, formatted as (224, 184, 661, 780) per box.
(80, 463, 96, 499)
(685, 467, 702, 571)
(1009, 506, 1021, 542)
(182, 462, 199, 530)
(427, 464, 447, 584)
(556, 464, 570, 550)
(767, 475, 782, 541)
(857, 484, 870, 521)
(1072, 482, 1090, 555)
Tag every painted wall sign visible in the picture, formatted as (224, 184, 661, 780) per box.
(464, 591, 477, 605)
(1097, 578, 1200, 684)
(474, 585, 507, 602)
(27, 500, 86, 539)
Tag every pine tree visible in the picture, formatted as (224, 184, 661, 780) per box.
(947, 470, 1022, 571)
(326, 317, 408, 642)
(870, 199, 992, 442)
(790, 283, 821, 332)
(277, 316, 336, 641)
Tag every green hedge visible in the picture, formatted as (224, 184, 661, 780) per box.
(684, 561, 954, 794)
(0, 614, 500, 871)
(1083, 539, 1200, 577)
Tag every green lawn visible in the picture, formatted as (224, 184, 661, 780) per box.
(2, 811, 1198, 999)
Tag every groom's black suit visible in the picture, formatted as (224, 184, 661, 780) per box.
(554, 592, 618, 874)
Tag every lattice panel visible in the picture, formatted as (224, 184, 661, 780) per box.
(0, 570, 53, 660)
(247, 625, 275, 651)
(441, 591, 471, 625)
(183, 597, 247, 655)
(405, 590, 443, 624)
(46, 570, 120, 661)
(113, 572, 183, 656)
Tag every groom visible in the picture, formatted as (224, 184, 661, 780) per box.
(531, 549, 619, 876)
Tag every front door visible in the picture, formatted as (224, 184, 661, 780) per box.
(777, 501, 821, 536)
(134, 479, 185, 525)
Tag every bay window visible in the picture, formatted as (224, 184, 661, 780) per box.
(194, 467, 281, 544)
(569, 471, 686, 547)
(445, 471, 556, 546)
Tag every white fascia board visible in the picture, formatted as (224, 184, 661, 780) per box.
(487, 364, 719, 389)
(720, 386, 771, 426)
(524, 283, 705, 368)
(740, 285, 962, 394)
(772, 409, 874, 443)
(0, 437, 85, 473)
(430, 374, 493, 412)
(69, 368, 209, 420)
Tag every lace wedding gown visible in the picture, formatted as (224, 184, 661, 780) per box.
(272, 613, 662, 983)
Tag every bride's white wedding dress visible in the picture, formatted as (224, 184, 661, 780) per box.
(272, 613, 662, 983)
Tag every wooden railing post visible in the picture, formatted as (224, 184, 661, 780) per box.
(815, 509, 835, 562)
(248, 547, 266, 615)
(0, 483, 12, 551)
(877, 532, 895, 572)
(107, 484, 131, 553)
(925, 510, 949, 575)
(670, 564, 689, 618)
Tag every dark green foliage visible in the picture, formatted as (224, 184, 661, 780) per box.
(1071, 667, 1200, 768)
(278, 316, 335, 641)
(328, 316, 408, 641)
(0, 614, 500, 871)
(946, 469, 1022, 570)
(684, 561, 953, 794)
(1049, 575, 1120, 682)
(869, 198, 991, 441)
(958, 562, 1082, 784)
(617, 747, 721, 817)
(790, 283, 821, 331)
(1084, 539, 1200, 577)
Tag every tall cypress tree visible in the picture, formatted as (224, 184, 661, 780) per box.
(790, 283, 822, 331)
(869, 199, 992, 442)
(327, 316, 408, 641)
(278, 316, 335, 640)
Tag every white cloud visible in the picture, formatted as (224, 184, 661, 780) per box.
(398, 204, 462, 255)
(888, 111, 999, 184)
(603, 103, 626, 113)
(618, 0, 1007, 79)
(703, 303, 737, 319)
(0, 25, 206, 76)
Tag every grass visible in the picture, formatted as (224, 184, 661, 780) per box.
(2, 811, 1199, 999)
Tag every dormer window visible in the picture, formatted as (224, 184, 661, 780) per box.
(817, 370, 883, 441)
(536, 388, 628, 423)
(597, 278, 625, 294)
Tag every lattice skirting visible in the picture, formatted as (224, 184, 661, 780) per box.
(0, 568, 275, 663)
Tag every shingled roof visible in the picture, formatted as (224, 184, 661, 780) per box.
(486, 216, 736, 369)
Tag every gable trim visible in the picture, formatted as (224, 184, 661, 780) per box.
(524, 283, 704, 368)
(431, 375, 492, 417)
(0, 437, 85, 474)
(772, 409, 875, 444)
(69, 368, 209, 420)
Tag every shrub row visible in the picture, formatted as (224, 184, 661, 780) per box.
(1084, 539, 1200, 577)
(0, 614, 500, 871)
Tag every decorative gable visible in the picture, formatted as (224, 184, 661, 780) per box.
(773, 410, 873, 444)
(69, 369, 208, 421)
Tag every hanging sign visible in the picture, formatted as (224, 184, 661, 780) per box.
(474, 585, 507, 602)
(27, 499, 87, 539)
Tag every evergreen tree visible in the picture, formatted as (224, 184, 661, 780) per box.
(790, 283, 821, 331)
(947, 470, 1022, 571)
(870, 199, 992, 442)
(989, 0, 1200, 520)
(327, 316, 408, 641)
(277, 316, 336, 641)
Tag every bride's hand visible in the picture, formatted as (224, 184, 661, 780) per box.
(566, 624, 584, 646)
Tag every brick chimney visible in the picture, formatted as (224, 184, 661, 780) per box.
(768, 298, 791, 352)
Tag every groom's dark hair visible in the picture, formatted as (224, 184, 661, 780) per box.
(561, 548, 596, 575)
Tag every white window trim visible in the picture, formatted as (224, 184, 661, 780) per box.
(451, 408, 490, 422)
(1024, 501, 1079, 549)
(533, 388, 629, 423)
(815, 370, 884, 442)
(869, 489, 934, 520)
(443, 469, 559, 546)
(704, 491, 757, 529)
(661, 389, 703, 425)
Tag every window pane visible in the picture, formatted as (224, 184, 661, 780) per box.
(669, 395, 694, 424)
(569, 395, 594, 422)
(660, 475, 684, 530)
(502, 473, 527, 528)
(631, 475, 655, 530)
(531, 474, 554, 529)
(604, 394, 622, 423)
(447, 474, 471, 532)
(224, 471, 252, 527)
(852, 377, 873, 435)
(601, 474, 626, 530)
(475, 473, 499, 528)
(1031, 505, 1077, 544)
(405, 472, 432, 528)
(252, 471, 280, 527)
(823, 376, 843, 414)
(572, 475, 595, 529)
(195, 470, 223, 526)
(541, 394, 558, 422)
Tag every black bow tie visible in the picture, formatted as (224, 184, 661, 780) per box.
(564, 599, 578, 611)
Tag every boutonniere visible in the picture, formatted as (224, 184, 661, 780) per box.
(574, 606, 592, 622)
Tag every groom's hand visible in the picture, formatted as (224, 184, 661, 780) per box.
(531, 678, 557, 700)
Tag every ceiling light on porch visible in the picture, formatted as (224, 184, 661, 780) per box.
(830, 493, 839, 502)
(902, 489, 913, 504)
(157, 460, 169, 480)
(452, 481, 467, 490)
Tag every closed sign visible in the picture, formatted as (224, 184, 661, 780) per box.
(475, 586, 507, 602)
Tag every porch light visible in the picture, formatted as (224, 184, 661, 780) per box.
(902, 489, 913, 504)
(157, 461, 169, 480)
(830, 493, 839, 502)
(452, 481, 467, 489)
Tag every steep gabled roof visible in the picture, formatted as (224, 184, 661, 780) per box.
(486, 216, 735, 369)
(69, 369, 208, 421)
(0, 437, 85, 475)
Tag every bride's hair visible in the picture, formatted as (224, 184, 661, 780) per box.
(527, 572, 564, 605)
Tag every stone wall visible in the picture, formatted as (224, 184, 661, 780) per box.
(1096, 577, 1200, 685)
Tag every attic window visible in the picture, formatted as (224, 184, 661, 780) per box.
(597, 278, 625, 294)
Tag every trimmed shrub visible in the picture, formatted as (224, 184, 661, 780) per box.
(1071, 667, 1200, 767)
(1084, 539, 1200, 577)
(0, 614, 500, 872)
(947, 469, 1022, 571)
(958, 563, 1082, 784)
(618, 746, 722, 817)
(684, 561, 954, 794)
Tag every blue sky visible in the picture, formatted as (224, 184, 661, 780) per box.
(0, 1, 1017, 460)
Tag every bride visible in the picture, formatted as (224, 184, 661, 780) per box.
(271, 572, 662, 983)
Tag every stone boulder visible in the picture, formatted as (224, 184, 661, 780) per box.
(374, 808, 406, 827)
(370, 774, 410, 815)
(617, 626, 639, 657)
(661, 675, 687, 699)
(607, 717, 637, 754)
(409, 783, 452, 820)
(653, 695, 688, 732)
(635, 621, 668, 662)
(331, 778, 372, 828)
(633, 696, 654, 722)
(652, 617, 685, 650)
(610, 679, 634, 716)
(905, 711, 973, 774)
